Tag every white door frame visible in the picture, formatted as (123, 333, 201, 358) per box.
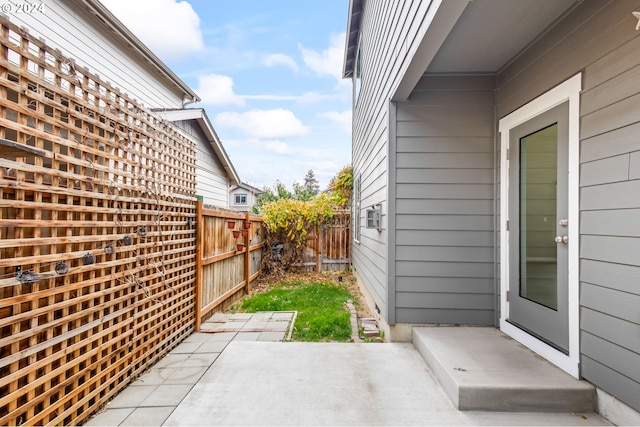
(498, 73, 581, 378)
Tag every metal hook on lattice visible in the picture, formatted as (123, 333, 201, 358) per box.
(15, 266, 39, 285)
(137, 226, 148, 238)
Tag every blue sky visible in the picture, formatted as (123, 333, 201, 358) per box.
(100, 0, 352, 190)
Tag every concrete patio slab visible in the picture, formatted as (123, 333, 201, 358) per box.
(170, 341, 202, 354)
(194, 340, 227, 353)
(180, 352, 220, 367)
(153, 354, 187, 369)
(86, 312, 609, 427)
(164, 341, 608, 426)
(232, 331, 262, 341)
(257, 331, 286, 341)
(107, 385, 158, 408)
(160, 366, 209, 385)
(121, 407, 175, 426)
(84, 407, 133, 426)
(195, 331, 236, 342)
(139, 384, 193, 407)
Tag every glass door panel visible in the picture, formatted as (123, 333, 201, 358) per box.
(519, 124, 558, 310)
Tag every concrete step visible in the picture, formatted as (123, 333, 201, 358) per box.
(412, 326, 596, 412)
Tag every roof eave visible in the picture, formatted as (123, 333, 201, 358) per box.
(342, 0, 363, 78)
(77, 0, 200, 104)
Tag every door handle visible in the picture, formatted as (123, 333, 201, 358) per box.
(554, 235, 568, 244)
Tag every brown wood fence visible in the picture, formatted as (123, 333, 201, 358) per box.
(296, 211, 351, 272)
(0, 17, 265, 426)
(195, 204, 264, 330)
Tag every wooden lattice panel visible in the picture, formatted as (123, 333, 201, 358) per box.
(0, 18, 197, 426)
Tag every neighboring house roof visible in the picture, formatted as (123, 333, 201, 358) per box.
(154, 108, 241, 186)
(342, 0, 363, 78)
(230, 183, 264, 195)
(76, 0, 200, 105)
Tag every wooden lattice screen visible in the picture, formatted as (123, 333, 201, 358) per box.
(0, 18, 197, 426)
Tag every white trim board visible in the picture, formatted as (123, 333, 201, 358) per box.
(498, 73, 582, 378)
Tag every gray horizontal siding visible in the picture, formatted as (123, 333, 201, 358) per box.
(395, 230, 493, 247)
(396, 308, 494, 325)
(497, 1, 640, 410)
(581, 356, 640, 412)
(581, 209, 640, 237)
(397, 215, 493, 231)
(580, 259, 639, 296)
(496, 0, 639, 118)
(394, 74, 495, 326)
(352, 0, 446, 322)
(397, 199, 494, 214)
(396, 277, 494, 294)
(580, 9, 640, 408)
(580, 155, 630, 187)
(581, 332, 640, 389)
(581, 121, 640, 163)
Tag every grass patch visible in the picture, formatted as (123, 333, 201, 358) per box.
(240, 281, 353, 342)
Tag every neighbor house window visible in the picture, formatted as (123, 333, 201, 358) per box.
(354, 174, 361, 243)
(235, 194, 247, 205)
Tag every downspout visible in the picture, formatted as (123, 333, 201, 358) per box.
(387, 99, 397, 326)
(492, 77, 500, 327)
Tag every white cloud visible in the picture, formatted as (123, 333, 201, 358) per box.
(298, 91, 333, 105)
(299, 32, 346, 82)
(215, 109, 309, 139)
(101, 0, 204, 61)
(242, 94, 299, 101)
(260, 140, 292, 154)
(319, 110, 352, 133)
(263, 53, 299, 73)
(247, 139, 292, 155)
(196, 74, 245, 107)
(242, 91, 339, 104)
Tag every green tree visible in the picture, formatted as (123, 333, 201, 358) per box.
(303, 169, 320, 196)
(292, 182, 314, 201)
(327, 165, 353, 208)
(252, 181, 292, 214)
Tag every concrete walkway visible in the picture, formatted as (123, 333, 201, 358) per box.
(86, 312, 609, 426)
(85, 312, 296, 426)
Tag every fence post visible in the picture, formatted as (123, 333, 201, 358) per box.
(315, 224, 321, 273)
(195, 200, 203, 332)
(244, 212, 251, 293)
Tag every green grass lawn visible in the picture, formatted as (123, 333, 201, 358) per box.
(240, 280, 354, 342)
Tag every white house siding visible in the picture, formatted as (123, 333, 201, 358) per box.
(6, 0, 186, 108)
(229, 188, 249, 210)
(173, 120, 229, 208)
(229, 187, 259, 212)
(352, 0, 445, 325)
(495, 0, 640, 412)
(394, 75, 496, 325)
